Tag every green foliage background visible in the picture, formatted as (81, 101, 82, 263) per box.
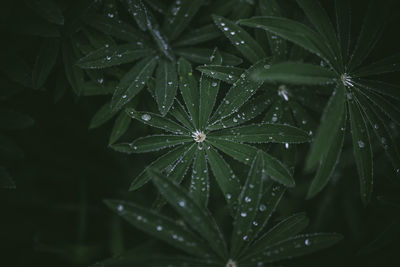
(1, 0, 399, 266)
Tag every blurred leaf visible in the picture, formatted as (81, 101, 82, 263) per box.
(0, 110, 34, 130)
(26, 0, 64, 25)
(109, 111, 131, 145)
(32, 38, 60, 89)
(0, 167, 16, 189)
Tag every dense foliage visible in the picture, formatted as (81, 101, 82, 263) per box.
(1, 0, 399, 266)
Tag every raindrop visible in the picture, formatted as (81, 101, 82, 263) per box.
(240, 212, 247, 217)
(211, 82, 218, 87)
(304, 239, 311, 246)
(156, 225, 163, 231)
(122, 94, 127, 99)
(245, 196, 252, 203)
(106, 56, 111, 61)
(358, 140, 365, 148)
(259, 204, 266, 211)
(117, 204, 124, 212)
(230, 31, 236, 35)
(141, 114, 151, 121)
(179, 200, 186, 207)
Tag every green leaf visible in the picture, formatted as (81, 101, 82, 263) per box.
(244, 212, 309, 257)
(348, 98, 373, 204)
(213, 15, 266, 63)
(353, 78, 400, 100)
(251, 62, 336, 85)
(130, 144, 191, 190)
(240, 233, 342, 265)
(104, 200, 213, 258)
(231, 151, 265, 257)
(296, 0, 341, 68)
(353, 53, 400, 77)
(109, 111, 132, 145)
(155, 59, 178, 116)
(169, 100, 195, 131)
(128, 135, 191, 153)
(84, 14, 147, 43)
(211, 123, 311, 144)
(127, 109, 189, 135)
(62, 41, 84, 95)
(239, 16, 335, 65)
(126, 0, 148, 31)
(210, 59, 266, 123)
(335, 0, 351, 63)
(307, 111, 346, 198)
(173, 24, 221, 47)
(111, 56, 157, 112)
(175, 48, 243, 66)
(198, 71, 220, 130)
(205, 147, 241, 212)
(77, 44, 152, 69)
(207, 138, 294, 187)
(151, 169, 228, 259)
(0, 167, 16, 189)
(162, 0, 205, 41)
(89, 102, 118, 129)
(0, 110, 34, 130)
(32, 38, 60, 89)
(189, 148, 209, 207)
(306, 84, 346, 170)
(208, 92, 272, 131)
(26, 0, 64, 25)
(196, 65, 244, 84)
(81, 81, 116, 96)
(178, 58, 199, 128)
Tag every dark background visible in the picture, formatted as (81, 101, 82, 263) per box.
(1, 0, 399, 266)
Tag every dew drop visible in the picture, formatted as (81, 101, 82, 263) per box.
(304, 239, 311, 246)
(240, 212, 247, 217)
(358, 140, 365, 148)
(156, 225, 163, 231)
(141, 114, 151, 121)
(117, 204, 124, 212)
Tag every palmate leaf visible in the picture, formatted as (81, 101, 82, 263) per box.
(126, 109, 189, 134)
(155, 59, 178, 115)
(162, 0, 205, 41)
(205, 147, 241, 212)
(76, 44, 153, 69)
(251, 62, 336, 85)
(190, 149, 209, 207)
(32, 38, 60, 89)
(129, 135, 191, 153)
(151, 169, 229, 260)
(196, 65, 244, 85)
(348, 97, 373, 204)
(104, 200, 214, 258)
(240, 233, 342, 265)
(307, 111, 347, 199)
(306, 84, 346, 170)
(169, 100, 195, 131)
(173, 24, 221, 47)
(207, 138, 294, 187)
(211, 123, 311, 144)
(111, 56, 158, 112)
(210, 59, 266, 124)
(129, 144, 192, 190)
(231, 151, 265, 257)
(239, 16, 335, 66)
(213, 15, 266, 64)
(178, 58, 199, 128)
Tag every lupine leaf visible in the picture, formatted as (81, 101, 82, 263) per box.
(353, 53, 400, 76)
(348, 97, 374, 204)
(240, 233, 342, 265)
(198, 66, 220, 130)
(76, 44, 153, 69)
(231, 151, 265, 257)
(81, 81, 116, 96)
(104, 200, 213, 258)
(126, 109, 190, 135)
(178, 57, 199, 128)
(210, 59, 266, 123)
(89, 102, 118, 129)
(84, 14, 147, 43)
(353, 78, 400, 100)
(0, 110, 34, 130)
(26, 0, 64, 25)
(189, 148, 209, 207)
(151, 169, 229, 259)
(208, 92, 272, 131)
(169, 100, 195, 131)
(251, 213, 310, 253)
(211, 123, 311, 144)
(205, 147, 241, 212)
(173, 24, 221, 47)
(335, 0, 351, 63)
(307, 111, 346, 199)
(251, 62, 336, 85)
(213, 15, 266, 63)
(207, 138, 294, 187)
(162, 0, 205, 41)
(109, 112, 132, 145)
(306, 84, 346, 170)
(130, 144, 191, 190)
(32, 38, 60, 89)
(175, 48, 243, 66)
(111, 56, 157, 111)
(129, 135, 191, 153)
(126, 0, 148, 31)
(196, 65, 244, 84)
(239, 16, 335, 65)
(155, 59, 178, 116)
